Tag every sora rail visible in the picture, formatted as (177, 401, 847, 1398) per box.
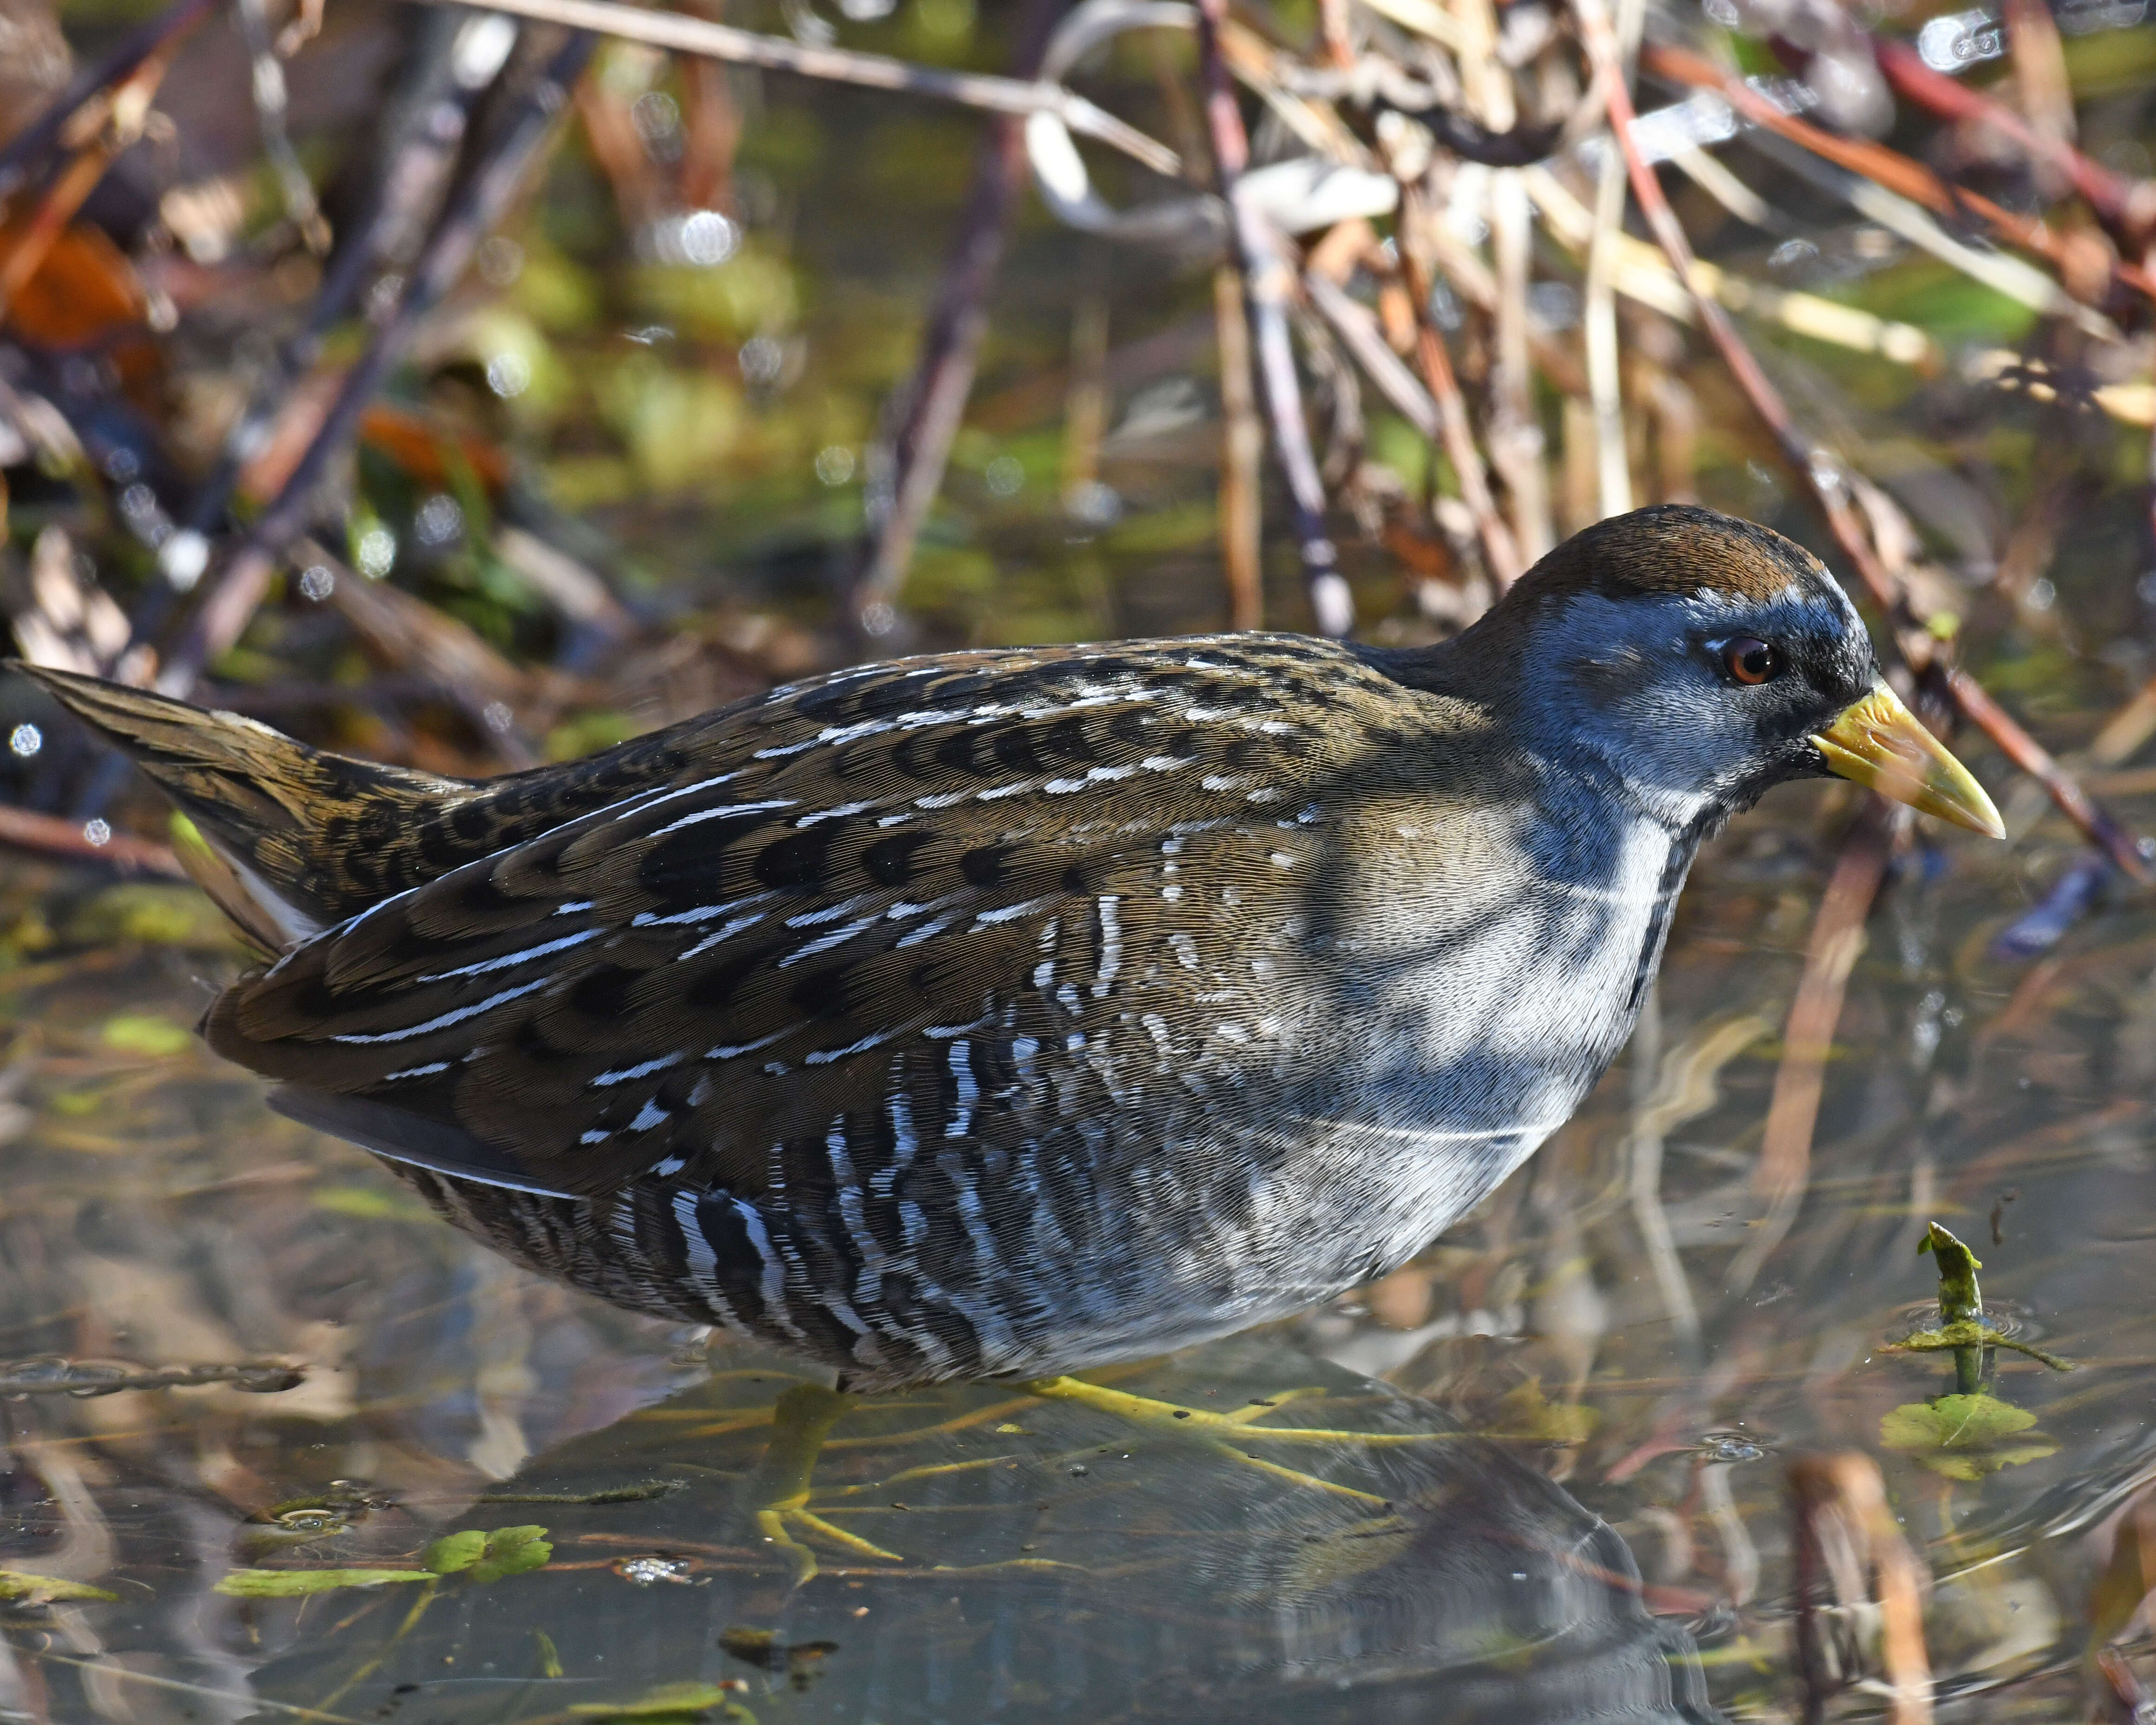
(23, 506, 2000, 1390)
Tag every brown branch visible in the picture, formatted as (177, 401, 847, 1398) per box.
(0, 49, 177, 324)
(1790, 1453, 1933, 1725)
(0, 0, 218, 204)
(1641, 43, 2156, 303)
(1196, 0, 1353, 636)
(1578, 0, 2148, 879)
(1395, 189, 1524, 587)
(851, 0, 1068, 637)
(155, 33, 597, 699)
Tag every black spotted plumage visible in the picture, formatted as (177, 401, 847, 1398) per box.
(16, 506, 1999, 1389)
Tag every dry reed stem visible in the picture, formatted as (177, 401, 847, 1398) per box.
(1583, 143, 1632, 520)
(1395, 188, 1524, 586)
(1489, 170, 1553, 562)
(409, 0, 1182, 179)
(1214, 267, 1265, 630)
(1577, 0, 2149, 880)
(1729, 803, 1893, 1296)
(1789, 1452, 1934, 1725)
(1196, 0, 1353, 635)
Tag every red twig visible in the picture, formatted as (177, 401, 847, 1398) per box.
(1643, 43, 2156, 303)
(0, 806, 184, 877)
(1873, 37, 2154, 240)
(1577, 0, 2148, 879)
(1394, 192, 1524, 587)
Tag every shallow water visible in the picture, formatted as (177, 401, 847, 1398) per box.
(0, 757, 2153, 1722)
(10, 0, 2156, 1715)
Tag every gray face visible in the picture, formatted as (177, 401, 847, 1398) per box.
(1512, 574, 1879, 824)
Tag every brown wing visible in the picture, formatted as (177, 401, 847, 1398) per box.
(205, 636, 1435, 1198)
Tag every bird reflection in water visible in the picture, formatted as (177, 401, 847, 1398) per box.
(240, 1336, 1718, 1725)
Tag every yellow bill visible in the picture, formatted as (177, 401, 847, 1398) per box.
(1812, 682, 2004, 838)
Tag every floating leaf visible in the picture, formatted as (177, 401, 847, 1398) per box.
(467, 1524, 552, 1582)
(215, 1567, 432, 1597)
(1484, 1379, 1599, 1444)
(0, 1570, 118, 1603)
(1880, 1393, 2058, 1480)
(569, 1678, 753, 1719)
(422, 1530, 487, 1574)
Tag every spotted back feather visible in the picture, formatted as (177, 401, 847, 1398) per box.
(202, 635, 1506, 1203)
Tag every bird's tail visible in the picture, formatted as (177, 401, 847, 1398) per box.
(14, 664, 485, 951)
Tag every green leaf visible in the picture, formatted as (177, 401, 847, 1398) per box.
(1880, 1394, 2059, 1480)
(1485, 1380, 1599, 1444)
(0, 1570, 118, 1603)
(214, 1568, 433, 1597)
(467, 1525, 551, 1582)
(421, 1530, 487, 1574)
(570, 1680, 748, 1718)
(99, 1014, 193, 1058)
(1917, 1223, 1984, 1325)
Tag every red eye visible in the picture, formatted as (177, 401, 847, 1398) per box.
(1723, 638, 1782, 685)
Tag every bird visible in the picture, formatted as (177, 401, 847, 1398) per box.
(20, 505, 1999, 1394)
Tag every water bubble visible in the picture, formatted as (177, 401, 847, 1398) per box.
(1066, 481, 1122, 527)
(414, 493, 465, 547)
(612, 1554, 697, 1586)
(1526, 280, 1579, 330)
(644, 209, 739, 268)
(2025, 578, 2056, 611)
(82, 819, 111, 848)
(9, 724, 40, 758)
(815, 445, 856, 487)
(632, 91, 683, 153)
(298, 566, 335, 602)
(482, 701, 514, 734)
(984, 454, 1025, 497)
(739, 336, 784, 385)
(160, 529, 208, 592)
(451, 13, 518, 87)
(860, 600, 897, 637)
(355, 527, 396, 579)
(486, 351, 532, 397)
(477, 236, 523, 287)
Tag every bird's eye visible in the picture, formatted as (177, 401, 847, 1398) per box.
(1721, 638, 1783, 685)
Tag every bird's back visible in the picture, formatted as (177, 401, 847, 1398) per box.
(23, 635, 1676, 1387)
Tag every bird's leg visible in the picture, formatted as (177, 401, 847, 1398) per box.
(1020, 1376, 1450, 1504)
(746, 1382, 902, 1585)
